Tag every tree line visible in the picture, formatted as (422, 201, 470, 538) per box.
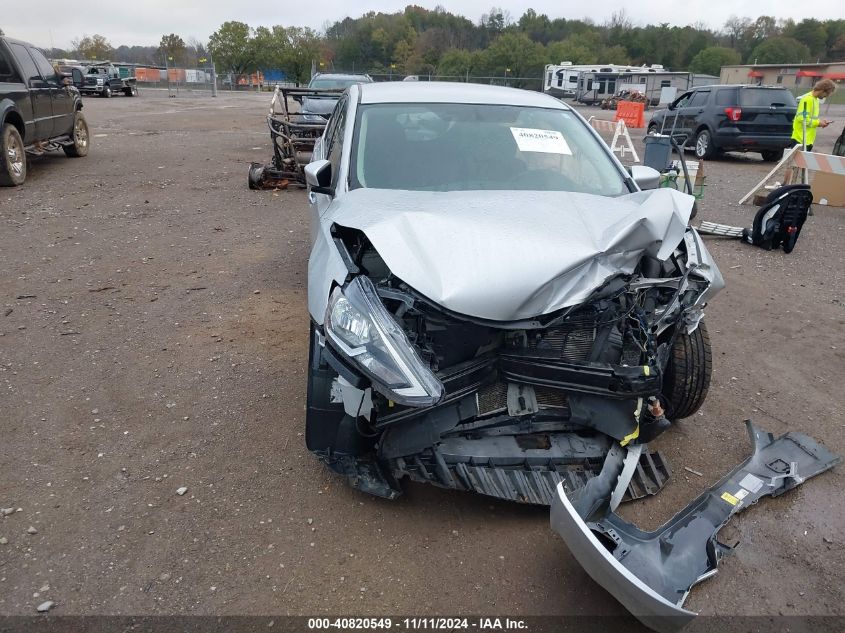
(48, 8, 845, 85)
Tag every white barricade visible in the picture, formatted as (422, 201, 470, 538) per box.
(587, 117, 640, 163)
(738, 148, 845, 206)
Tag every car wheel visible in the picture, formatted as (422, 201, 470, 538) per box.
(63, 111, 90, 158)
(0, 123, 26, 186)
(661, 321, 712, 419)
(102, 85, 112, 98)
(761, 149, 784, 162)
(693, 129, 714, 159)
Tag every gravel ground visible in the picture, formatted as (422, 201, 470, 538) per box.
(1, 90, 843, 626)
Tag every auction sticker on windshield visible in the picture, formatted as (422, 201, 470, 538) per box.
(510, 127, 572, 155)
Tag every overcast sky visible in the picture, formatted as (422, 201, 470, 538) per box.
(5, 0, 841, 49)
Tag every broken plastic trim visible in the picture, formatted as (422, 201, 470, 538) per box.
(550, 421, 840, 633)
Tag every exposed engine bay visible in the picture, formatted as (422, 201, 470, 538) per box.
(306, 222, 721, 504)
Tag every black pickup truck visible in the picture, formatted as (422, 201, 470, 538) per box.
(0, 35, 89, 186)
(81, 63, 138, 98)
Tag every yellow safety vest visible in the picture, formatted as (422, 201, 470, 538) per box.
(792, 92, 820, 146)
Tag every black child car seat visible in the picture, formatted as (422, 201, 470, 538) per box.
(742, 184, 813, 254)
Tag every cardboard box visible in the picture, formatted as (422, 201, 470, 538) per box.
(811, 171, 845, 207)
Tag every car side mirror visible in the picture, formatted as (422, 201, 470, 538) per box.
(305, 159, 333, 196)
(629, 165, 661, 190)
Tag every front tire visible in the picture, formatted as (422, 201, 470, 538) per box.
(761, 149, 784, 162)
(102, 85, 112, 98)
(0, 123, 26, 186)
(693, 129, 715, 159)
(661, 321, 712, 419)
(63, 111, 90, 158)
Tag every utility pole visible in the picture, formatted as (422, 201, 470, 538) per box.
(210, 49, 217, 97)
(200, 55, 217, 97)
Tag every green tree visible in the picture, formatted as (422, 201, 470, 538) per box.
(786, 19, 828, 59)
(436, 48, 481, 77)
(545, 39, 597, 65)
(159, 33, 186, 65)
(251, 25, 321, 84)
(283, 27, 322, 85)
(602, 45, 629, 64)
(72, 34, 113, 60)
(208, 21, 255, 74)
(481, 8, 507, 35)
(393, 38, 415, 72)
(824, 19, 845, 59)
(480, 32, 543, 84)
(831, 34, 845, 60)
(749, 36, 811, 63)
(688, 46, 741, 76)
(517, 9, 552, 44)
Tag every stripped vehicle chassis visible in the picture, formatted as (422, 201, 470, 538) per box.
(248, 87, 340, 189)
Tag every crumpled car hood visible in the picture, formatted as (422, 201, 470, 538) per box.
(329, 187, 697, 322)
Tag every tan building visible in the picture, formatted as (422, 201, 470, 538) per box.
(720, 62, 845, 102)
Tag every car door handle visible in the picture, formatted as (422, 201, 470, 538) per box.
(308, 191, 316, 204)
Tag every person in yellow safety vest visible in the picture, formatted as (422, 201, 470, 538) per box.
(791, 79, 836, 151)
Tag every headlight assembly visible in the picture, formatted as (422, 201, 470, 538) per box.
(325, 276, 444, 407)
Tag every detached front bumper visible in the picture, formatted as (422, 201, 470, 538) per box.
(550, 421, 840, 633)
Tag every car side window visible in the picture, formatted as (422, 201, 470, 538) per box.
(322, 99, 343, 153)
(689, 91, 710, 107)
(8, 43, 42, 86)
(327, 98, 348, 186)
(715, 88, 738, 106)
(28, 48, 57, 84)
(0, 45, 22, 83)
(672, 92, 692, 109)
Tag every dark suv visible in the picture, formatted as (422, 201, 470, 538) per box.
(648, 84, 797, 161)
(300, 73, 372, 120)
(0, 35, 89, 185)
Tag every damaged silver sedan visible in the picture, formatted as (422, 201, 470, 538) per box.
(304, 82, 723, 504)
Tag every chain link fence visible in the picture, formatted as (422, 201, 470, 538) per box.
(119, 66, 544, 96)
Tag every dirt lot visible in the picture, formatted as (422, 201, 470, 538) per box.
(1, 89, 843, 627)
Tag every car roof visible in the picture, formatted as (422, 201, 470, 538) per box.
(358, 81, 570, 109)
(313, 73, 371, 80)
(693, 84, 790, 90)
(1, 36, 37, 48)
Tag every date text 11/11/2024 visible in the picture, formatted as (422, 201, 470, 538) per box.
(307, 618, 529, 630)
